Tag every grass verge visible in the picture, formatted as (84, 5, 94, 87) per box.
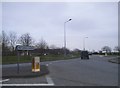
(2, 54, 80, 64)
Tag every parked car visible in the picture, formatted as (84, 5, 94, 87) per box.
(81, 51, 89, 59)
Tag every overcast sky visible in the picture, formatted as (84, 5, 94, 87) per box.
(2, 2, 118, 51)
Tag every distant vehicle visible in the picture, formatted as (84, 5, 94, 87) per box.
(81, 51, 89, 59)
(88, 52, 92, 55)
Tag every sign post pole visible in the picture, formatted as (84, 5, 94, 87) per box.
(16, 45, 34, 74)
(17, 50, 20, 74)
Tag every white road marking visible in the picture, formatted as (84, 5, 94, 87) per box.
(1, 84, 54, 86)
(1, 76, 54, 86)
(45, 75, 54, 85)
(0, 79, 10, 82)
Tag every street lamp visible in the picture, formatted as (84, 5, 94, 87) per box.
(64, 19, 72, 58)
(83, 37, 88, 50)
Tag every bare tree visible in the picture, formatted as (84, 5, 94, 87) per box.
(18, 33, 33, 46)
(2, 31, 9, 47)
(35, 38, 48, 49)
(102, 46, 111, 53)
(35, 38, 48, 55)
(8, 31, 17, 51)
(2, 30, 10, 56)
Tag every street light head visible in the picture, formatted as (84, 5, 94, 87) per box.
(65, 19, 72, 23)
(69, 19, 72, 21)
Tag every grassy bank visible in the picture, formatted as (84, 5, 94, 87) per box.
(2, 54, 80, 64)
(2, 56, 32, 64)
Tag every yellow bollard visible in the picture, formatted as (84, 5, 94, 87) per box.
(32, 57, 40, 72)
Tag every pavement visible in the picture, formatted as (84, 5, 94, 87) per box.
(2, 65, 49, 78)
(1, 55, 119, 86)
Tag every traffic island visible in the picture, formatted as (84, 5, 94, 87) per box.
(2, 65, 49, 78)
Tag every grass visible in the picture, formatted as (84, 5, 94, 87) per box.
(2, 54, 81, 64)
(2, 56, 32, 64)
(40, 54, 80, 62)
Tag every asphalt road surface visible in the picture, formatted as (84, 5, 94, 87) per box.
(1, 55, 118, 86)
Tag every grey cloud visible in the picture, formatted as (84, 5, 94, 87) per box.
(2, 2, 118, 50)
(68, 18, 97, 31)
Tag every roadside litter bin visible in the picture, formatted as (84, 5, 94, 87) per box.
(32, 57, 40, 72)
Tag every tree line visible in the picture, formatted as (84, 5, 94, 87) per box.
(1, 30, 120, 56)
(2, 30, 69, 56)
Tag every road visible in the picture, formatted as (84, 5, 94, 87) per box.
(1, 55, 118, 86)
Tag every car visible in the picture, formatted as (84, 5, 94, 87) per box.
(81, 51, 89, 59)
(88, 52, 92, 55)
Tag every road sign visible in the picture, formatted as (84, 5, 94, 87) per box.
(16, 45, 34, 74)
(16, 45, 34, 50)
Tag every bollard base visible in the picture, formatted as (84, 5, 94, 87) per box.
(32, 69, 40, 72)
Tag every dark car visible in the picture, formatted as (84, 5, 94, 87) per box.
(88, 52, 92, 55)
(81, 51, 89, 59)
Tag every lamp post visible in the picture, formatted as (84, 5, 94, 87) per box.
(83, 37, 88, 50)
(64, 19, 72, 58)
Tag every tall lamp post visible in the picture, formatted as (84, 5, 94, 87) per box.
(83, 37, 88, 50)
(64, 19, 72, 58)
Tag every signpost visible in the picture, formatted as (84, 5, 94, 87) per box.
(16, 45, 34, 51)
(16, 45, 34, 74)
